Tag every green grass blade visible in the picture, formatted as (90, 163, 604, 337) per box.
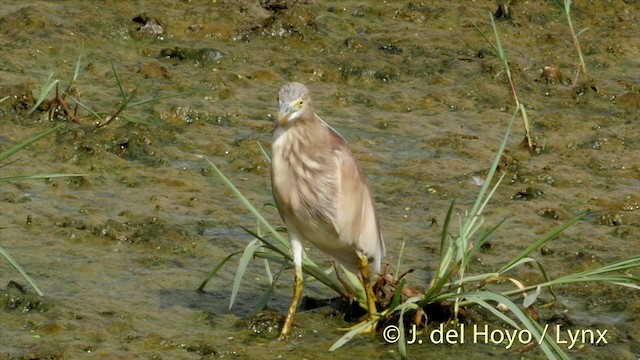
(498, 213, 585, 274)
(197, 251, 243, 291)
(530, 320, 571, 360)
(395, 237, 406, 277)
(302, 264, 344, 294)
(397, 302, 408, 359)
(498, 257, 539, 274)
(469, 297, 520, 329)
(388, 278, 406, 311)
(72, 52, 82, 82)
(464, 110, 515, 234)
(522, 285, 541, 308)
(576, 27, 589, 37)
(204, 157, 289, 248)
(27, 72, 58, 115)
(61, 90, 104, 121)
(252, 250, 290, 265)
(490, 13, 512, 83)
(551, 256, 640, 284)
(111, 61, 127, 102)
(229, 239, 261, 309)
(253, 266, 284, 311)
(468, 216, 509, 259)
(329, 318, 378, 351)
(0, 244, 44, 296)
(462, 291, 565, 359)
(0, 125, 62, 161)
(388, 296, 421, 359)
(439, 200, 455, 260)
(611, 281, 640, 290)
(471, 22, 498, 56)
(242, 226, 345, 295)
(240, 226, 289, 258)
(426, 200, 456, 297)
(0, 174, 85, 183)
(342, 265, 366, 305)
(257, 141, 272, 163)
(476, 172, 506, 218)
(495, 256, 640, 299)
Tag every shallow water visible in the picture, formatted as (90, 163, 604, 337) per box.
(0, 1, 638, 359)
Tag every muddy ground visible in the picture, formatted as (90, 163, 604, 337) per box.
(0, 1, 638, 359)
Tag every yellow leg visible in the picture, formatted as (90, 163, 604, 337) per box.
(356, 251, 377, 319)
(280, 267, 304, 340)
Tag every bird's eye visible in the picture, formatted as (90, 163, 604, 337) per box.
(297, 100, 304, 107)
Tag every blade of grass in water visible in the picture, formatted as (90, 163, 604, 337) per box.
(257, 141, 272, 163)
(0, 125, 62, 161)
(0, 245, 44, 296)
(0, 174, 86, 183)
(197, 251, 243, 292)
(253, 266, 284, 311)
(27, 72, 58, 115)
(229, 239, 262, 309)
(457, 291, 565, 359)
(204, 157, 288, 248)
(498, 213, 585, 274)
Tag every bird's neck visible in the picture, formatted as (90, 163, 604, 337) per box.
(274, 113, 325, 145)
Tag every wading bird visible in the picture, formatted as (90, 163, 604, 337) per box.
(270, 82, 385, 340)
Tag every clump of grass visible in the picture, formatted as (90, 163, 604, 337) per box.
(28, 53, 84, 123)
(28, 71, 60, 117)
(327, 104, 639, 358)
(0, 124, 86, 295)
(4, 51, 200, 293)
(28, 54, 195, 128)
(83, 62, 180, 128)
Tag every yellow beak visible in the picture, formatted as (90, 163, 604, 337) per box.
(277, 106, 292, 126)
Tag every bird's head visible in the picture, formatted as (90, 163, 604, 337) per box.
(276, 82, 313, 127)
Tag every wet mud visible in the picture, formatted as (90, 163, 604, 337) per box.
(0, 1, 638, 359)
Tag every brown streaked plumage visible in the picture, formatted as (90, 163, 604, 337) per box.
(271, 82, 385, 340)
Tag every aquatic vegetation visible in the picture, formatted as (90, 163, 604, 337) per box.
(28, 54, 191, 128)
(0, 0, 636, 358)
(202, 11, 640, 360)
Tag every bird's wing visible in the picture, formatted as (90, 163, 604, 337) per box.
(326, 125, 385, 272)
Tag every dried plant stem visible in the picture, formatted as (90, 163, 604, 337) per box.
(564, 0, 588, 85)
